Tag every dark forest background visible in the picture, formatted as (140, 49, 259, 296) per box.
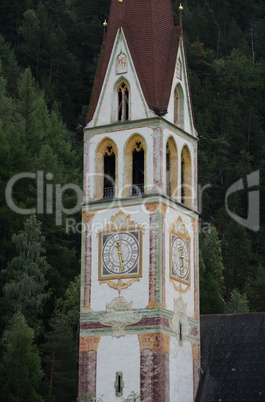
(0, 0, 265, 400)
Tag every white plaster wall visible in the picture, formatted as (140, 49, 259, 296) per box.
(90, 206, 150, 311)
(164, 207, 195, 317)
(97, 335, 140, 401)
(86, 28, 154, 129)
(170, 337, 193, 402)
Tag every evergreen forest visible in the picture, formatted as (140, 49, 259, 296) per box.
(0, 0, 265, 400)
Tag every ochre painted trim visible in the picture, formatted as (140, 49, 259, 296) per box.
(138, 333, 170, 353)
(79, 336, 101, 352)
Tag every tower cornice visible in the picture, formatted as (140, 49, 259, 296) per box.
(84, 117, 198, 143)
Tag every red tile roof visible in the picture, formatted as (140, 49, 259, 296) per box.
(86, 0, 182, 123)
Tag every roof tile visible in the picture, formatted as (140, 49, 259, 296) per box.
(86, 0, 180, 122)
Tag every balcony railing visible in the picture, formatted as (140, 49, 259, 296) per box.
(103, 187, 115, 199)
(132, 184, 144, 196)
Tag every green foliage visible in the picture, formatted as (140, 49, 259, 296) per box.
(44, 300, 77, 401)
(2, 215, 50, 335)
(0, 63, 81, 303)
(64, 274, 81, 330)
(246, 265, 265, 312)
(226, 289, 249, 314)
(221, 221, 252, 296)
(0, 312, 44, 401)
(200, 226, 225, 314)
(43, 276, 80, 401)
(122, 391, 141, 401)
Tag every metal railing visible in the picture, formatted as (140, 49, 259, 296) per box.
(132, 184, 144, 196)
(103, 187, 115, 198)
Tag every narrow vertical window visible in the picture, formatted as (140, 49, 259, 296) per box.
(174, 84, 184, 128)
(132, 141, 144, 195)
(181, 159, 184, 203)
(166, 137, 178, 199)
(114, 371, 124, 397)
(174, 87, 180, 125)
(166, 145, 170, 196)
(103, 146, 115, 198)
(181, 146, 192, 207)
(179, 322, 182, 342)
(117, 82, 129, 121)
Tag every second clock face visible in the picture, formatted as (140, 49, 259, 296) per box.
(99, 231, 141, 279)
(171, 235, 190, 283)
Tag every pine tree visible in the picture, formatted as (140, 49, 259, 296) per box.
(2, 215, 50, 334)
(44, 299, 78, 402)
(200, 226, 225, 314)
(0, 312, 44, 401)
(226, 289, 249, 314)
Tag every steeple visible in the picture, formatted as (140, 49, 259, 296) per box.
(79, 2, 200, 401)
(87, 0, 181, 122)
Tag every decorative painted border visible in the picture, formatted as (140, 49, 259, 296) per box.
(79, 313, 200, 342)
(169, 216, 191, 286)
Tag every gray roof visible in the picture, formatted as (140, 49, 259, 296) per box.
(198, 313, 265, 402)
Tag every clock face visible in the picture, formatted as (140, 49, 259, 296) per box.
(171, 235, 189, 283)
(99, 230, 141, 279)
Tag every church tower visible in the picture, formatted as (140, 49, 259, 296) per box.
(79, 1, 200, 401)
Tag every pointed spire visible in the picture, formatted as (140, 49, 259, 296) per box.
(179, 3, 183, 35)
(103, 19, 108, 44)
(118, 0, 123, 23)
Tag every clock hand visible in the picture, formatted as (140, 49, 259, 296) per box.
(115, 242, 124, 271)
(180, 246, 184, 275)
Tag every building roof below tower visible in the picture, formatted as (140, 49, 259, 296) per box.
(198, 313, 265, 402)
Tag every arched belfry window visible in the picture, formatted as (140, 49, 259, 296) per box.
(95, 138, 117, 200)
(166, 137, 178, 199)
(124, 134, 146, 197)
(117, 81, 129, 121)
(181, 145, 192, 207)
(104, 146, 115, 198)
(174, 84, 184, 128)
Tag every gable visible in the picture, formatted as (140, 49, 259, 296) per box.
(85, 0, 197, 138)
(165, 38, 195, 136)
(86, 28, 150, 128)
